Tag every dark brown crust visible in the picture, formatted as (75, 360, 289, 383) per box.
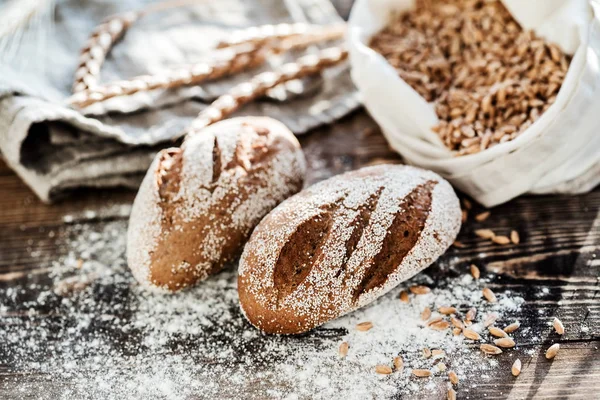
(238, 166, 452, 334)
(352, 181, 435, 301)
(146, 119, 304, 291)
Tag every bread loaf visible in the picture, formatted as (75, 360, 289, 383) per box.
(127, 117, 306, 292)
(238, 165, 461, 334)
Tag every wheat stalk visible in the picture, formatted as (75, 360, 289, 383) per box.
(184, 46, 348, 137)
(216, 22, 346, 51)
(72, 0, 203, 93)
(73, 11, 140, 93)
(68, 44, 267, 108)
(68, 25, 345, 108)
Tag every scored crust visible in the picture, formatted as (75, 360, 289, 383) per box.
(238, 164, 462, 334)
(127, 117, 306, 292)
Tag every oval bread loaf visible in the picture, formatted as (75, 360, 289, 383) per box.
(238, 164, 461, 334)
(127, 117, 306, 292)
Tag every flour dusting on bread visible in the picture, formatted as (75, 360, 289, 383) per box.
(127, 117, 306, 292)
(238, 165, 461, 333)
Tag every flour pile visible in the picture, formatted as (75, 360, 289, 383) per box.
(0, 218, 525, 399)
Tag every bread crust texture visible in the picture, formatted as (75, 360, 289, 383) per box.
(238, 164, 461, 334)
(127, 117, 306, 292)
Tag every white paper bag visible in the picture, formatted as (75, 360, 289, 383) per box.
(348, 0, 600, 207)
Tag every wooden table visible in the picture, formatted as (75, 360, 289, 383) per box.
(0, 110, 598, 399)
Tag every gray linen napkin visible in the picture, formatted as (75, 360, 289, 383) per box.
(0, 0, 358, 202)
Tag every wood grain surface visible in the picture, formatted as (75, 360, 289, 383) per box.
(0, 111, 598, 399)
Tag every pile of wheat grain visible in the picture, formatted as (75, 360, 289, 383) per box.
(369, 0, 570, 155)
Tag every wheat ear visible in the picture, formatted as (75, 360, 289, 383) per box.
(68, 44, 267, 108)
(68, 25, 345, 108)
(216, 23, 346, 50)
(72, 0, 202, 93)
(185, 46, 348, 137)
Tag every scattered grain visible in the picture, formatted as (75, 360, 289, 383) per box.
(512, 359, 522, 377)
(463, 328, 481, 340)
(510, 230, 520, 244)
(393, 356, 404, 371)
(339, 342, 349, 358)
(423, 348, 432, 358)
(553, 318, 565, 335)
(475, 212, 490, 222)
(448, 370, 459, 385)
(480, 344, 502, 355)
(466, 307, 477, 321)
(421, 307, 432, 321)
(545, 343, 560, 359)
(492, 236, 511, 245)
(475, 229, 495, 239)
(439, 306, 457, 315)
(375, 365, 393, 375)
(489, 327, 508, 338)
(494, 337, 516, 348)
(448, 388, 457, 400)
(470, 264, 480, 279)
(483, 287, 497, 303)
(412, 369, 432, 378)
(356, 321, 373, 332)
(503, 321, 520, 333)
(399, 290, 410, 303)
(410, 285, 431, 295)
(451, 317, 464, 330)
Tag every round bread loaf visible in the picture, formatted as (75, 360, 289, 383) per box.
(127, 117, 306, 292)
(238, 164, 461, 334)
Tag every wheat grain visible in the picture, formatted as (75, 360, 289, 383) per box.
(448, 370, 459, 385)
(393, 356, 403, 371)
(470, 264, 480, 279)
(475, 212, 490, 222)
(412, 369, 432, 378)
(369, 0, 570, 154)
(439, 306, 457, 315)
(489, 327, 508, 338)
(451, 317, 464, 330)
(510, 230, 520, 244)
(448, 388, 457, 400)
(482, 287, 497, 303)
(492, 235, 511, 245)
(463, 328, 481, 340)
(356, 321, 373, 331)
(410, 285, 431, 295)
(375, 365, 393, 375)
(422, 348, 432, 358)
(480, 344, 502, 355)
(512, 359, 522, 376)
(338, 341, 349, 358)
(484, 313, 498, 328)
(553, 318, 565, 335)
(430, 321, 451, 331)
(466, 307, 477, 322)
(503, 321, 520, 333)
(421, 307, 432, 321)
(399, 290, 409, 303)
(432, 349, 445, 358)
(494, 337, 516, 348)
(475, 229, 495, 239)
(185, 46, 348, 135)
(545, 343, 560, 359)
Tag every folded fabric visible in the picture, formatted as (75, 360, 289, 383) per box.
(0, 0, 359, 202)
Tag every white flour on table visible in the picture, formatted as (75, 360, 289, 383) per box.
(0, 219, 525, 399)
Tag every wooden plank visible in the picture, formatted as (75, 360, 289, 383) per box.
(0, 111, 599, 399)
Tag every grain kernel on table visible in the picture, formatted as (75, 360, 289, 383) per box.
(483, 287, 497, 303)
(553, 318, 565, 335)
(356, 321, 373, 331)
(512, 359, 522, 377)
(546, 343, 560, 359)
